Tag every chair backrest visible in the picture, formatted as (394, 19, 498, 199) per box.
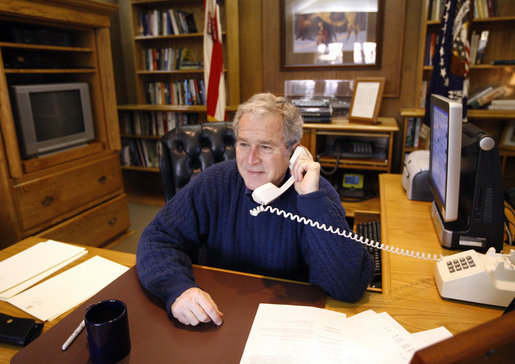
(158, 121, 236, 202)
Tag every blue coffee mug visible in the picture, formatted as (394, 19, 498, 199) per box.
(85, 299, 131, 364)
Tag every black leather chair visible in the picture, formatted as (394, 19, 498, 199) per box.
(158, 121, 236, 202)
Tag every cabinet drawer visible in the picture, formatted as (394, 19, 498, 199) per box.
(37, 194, 130, 247)
(15, 154, 123, 230)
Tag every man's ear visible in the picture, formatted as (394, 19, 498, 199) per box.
(290, 143, 301, 157)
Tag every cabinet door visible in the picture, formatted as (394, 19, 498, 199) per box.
(37, 194, 130, 247)
(14, 153, 123, 231)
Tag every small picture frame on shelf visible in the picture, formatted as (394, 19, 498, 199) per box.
(348, 77, 385, 124)
(500, 121, 515, 150)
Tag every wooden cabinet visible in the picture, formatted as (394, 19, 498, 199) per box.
(0, 0, 129, 249)
(118, 0, 240, 199)
(36, 194, 130, 247)
(302, 117, 399, 217)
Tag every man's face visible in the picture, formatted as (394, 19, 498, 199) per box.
(236, 113, 291, 191)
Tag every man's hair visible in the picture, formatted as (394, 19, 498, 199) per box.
(233, 93, 303, 148)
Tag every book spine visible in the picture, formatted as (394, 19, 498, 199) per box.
(470, 86, 506, 108)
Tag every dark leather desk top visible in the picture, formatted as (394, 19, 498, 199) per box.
(11, 266, 326, 363)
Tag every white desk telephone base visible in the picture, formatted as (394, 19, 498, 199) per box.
(434, 248, 515, 307)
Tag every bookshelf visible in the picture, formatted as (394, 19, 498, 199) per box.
(0, 0, 130, 249)
(119, 0, 240, 200)
(402, 0, 515, 187)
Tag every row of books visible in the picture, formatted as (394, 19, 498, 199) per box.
(487, 99, 515, 111)
(120, 111, 202, 137)
(138, 8, 197, 37)
(121, 139, 158, 168)
(145, 79, 205, 106)
(468, 85, 507, 109)
(473, 0, 500, 19)
(424, 29, 489, 66)
(143, 47, 201, 71)
(427, 0, 500, 21)
(120, 112, 199, 168)
(405, 117, 425, 148)
(427, 0, 445, 21)
(423, 32, 439, 66)
(470, 30, 489, 65)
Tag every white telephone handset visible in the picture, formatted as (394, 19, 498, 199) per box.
(252, 146, 307, 205)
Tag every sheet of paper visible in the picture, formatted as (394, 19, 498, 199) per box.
(409, 326, 453, 352)
(0, 250, 87, 300)
(341, 310, 416, 363)
(7, 256, 129, 321)
(240, 304, 348, 364)
(0, 240, 86, 293)
(351, 82, 380, 119)
(240, 304, 452, 364)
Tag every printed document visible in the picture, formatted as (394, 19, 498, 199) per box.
(0, 240, 87, 299)
(7, 256, 129, 321)
(240, 304, 452, 364)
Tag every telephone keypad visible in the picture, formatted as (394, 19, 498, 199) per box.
(447, 255, 475, 273)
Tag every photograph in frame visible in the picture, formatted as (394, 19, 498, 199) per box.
(281, 0, 382, 69)
(348, 77, 385, 124)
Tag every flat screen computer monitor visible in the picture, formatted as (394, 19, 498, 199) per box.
(428, 94, 504, 252)
(428, 94, 462, 222)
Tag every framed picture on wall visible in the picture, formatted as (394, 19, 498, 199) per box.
(280, 0, 383, 70)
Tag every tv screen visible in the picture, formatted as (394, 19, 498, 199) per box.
(11, 82, 95, 158)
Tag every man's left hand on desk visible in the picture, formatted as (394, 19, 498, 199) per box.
(171, 287, 224, 326)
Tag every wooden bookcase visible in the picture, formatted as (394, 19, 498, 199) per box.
(0, 0, 130, 249)
(118, 0, 240, 200)
(402, 0, 515, 187)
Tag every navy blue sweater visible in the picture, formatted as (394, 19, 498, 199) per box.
(136, 160, 373, 312)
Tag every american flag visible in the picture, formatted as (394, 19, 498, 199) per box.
(424, 0, 471, 126)
(204, 0, 226, 122)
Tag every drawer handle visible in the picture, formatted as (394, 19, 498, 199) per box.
(41, 196, 54, 206)
(108, 217, 118, 226)
(98, 175, 108, 184)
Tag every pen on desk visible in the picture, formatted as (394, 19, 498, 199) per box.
(62, 320, 85, 351)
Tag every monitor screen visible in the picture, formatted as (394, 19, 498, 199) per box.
(428, 94, 462, 222)
(430, 103, 449, 205)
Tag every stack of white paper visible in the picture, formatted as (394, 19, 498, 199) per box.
(0, 240, 87, 300)
(7, 256, 129, 321)
(240, 304, 453, 364)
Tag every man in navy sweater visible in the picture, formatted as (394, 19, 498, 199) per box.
(137, 93, 373, 326)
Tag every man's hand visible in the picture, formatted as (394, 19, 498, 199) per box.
(171, 287, 224, 326)
(291, 146, 320, 195)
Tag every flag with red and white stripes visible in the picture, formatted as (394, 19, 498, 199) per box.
(204, 0, 226, 122)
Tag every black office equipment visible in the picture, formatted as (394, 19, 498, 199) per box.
(356, 220, 382, 290)
(428, 95, 504, 252)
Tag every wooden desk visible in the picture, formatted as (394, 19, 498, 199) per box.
(1, 186, 509, 362)
(325, 174, 505, 335)
(0, 237, 136, 363)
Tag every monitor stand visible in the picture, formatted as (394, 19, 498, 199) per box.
(431, 202, 484, 250)
(430, 201, 503, 253)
